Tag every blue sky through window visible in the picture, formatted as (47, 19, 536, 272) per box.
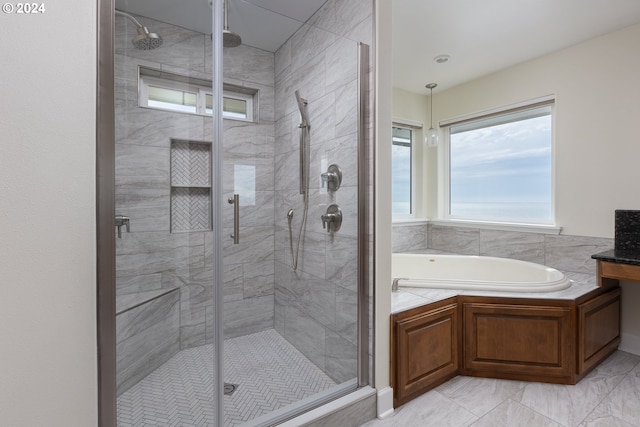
(450, 112, 552, 223)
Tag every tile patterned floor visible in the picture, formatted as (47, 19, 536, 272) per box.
(117, 329, 336, 427)
(361, 350, 640, 427)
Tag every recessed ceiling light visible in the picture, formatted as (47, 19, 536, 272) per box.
(434, 54, 451, 64)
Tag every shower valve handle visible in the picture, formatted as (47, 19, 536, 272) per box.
(321, 204, 342, 233)
(321, 164, 342, 192)
(115, 215, 130, 238)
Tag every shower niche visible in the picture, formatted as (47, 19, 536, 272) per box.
(170, 139, 212, 233)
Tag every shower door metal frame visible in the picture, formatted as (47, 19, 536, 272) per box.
(96, 0, 117, 425)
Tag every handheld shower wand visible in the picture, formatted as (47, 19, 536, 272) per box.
(288, 91, 311, 271)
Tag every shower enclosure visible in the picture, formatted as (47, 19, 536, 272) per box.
(102, 0, 374, 425)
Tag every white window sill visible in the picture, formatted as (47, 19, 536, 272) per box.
(392, 218, 429, 226)
(429, 218, 562, 235)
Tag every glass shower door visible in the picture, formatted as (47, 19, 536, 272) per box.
(220, 0, 367, 424)
(113, 0, 219, 425)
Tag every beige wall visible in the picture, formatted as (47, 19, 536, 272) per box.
(390, 23, 640, 357)
(375, 0, 393, 393)
(431, 23, 640, 238)
(0, 2, 98, 427)
(392, 87, 432, 217)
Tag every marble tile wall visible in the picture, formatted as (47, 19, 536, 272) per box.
(273, 0, 373, 384)
(116, 289, 180, 395)
(115, 0, 374, 391)
(115, 13, 212, 353)
(212, 42, 277, 340)
(115, 14, 277, 355)
(391, 223, 429, 253)
(426, 224, 614, 275)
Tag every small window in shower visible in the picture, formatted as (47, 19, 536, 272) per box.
(139, 66, 256, 121)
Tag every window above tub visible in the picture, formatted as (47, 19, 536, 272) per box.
(392, 118, 427, 222)
(138, 67, 256, 122)
(440, 96, 556, 227)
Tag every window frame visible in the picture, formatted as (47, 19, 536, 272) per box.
(138, 67, 256, 122)
(391, 125, 414, 219)
(441, 97, 557, 227)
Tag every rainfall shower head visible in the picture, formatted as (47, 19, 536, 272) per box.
(132, 27, 163, 50)
(115, 10, 163, 51)
(223, 30, 242, 48)
(223, 0, 242, 47)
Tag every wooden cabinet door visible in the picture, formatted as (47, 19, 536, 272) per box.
(462, 302, 575, 383)
(393, 303, 459, 406)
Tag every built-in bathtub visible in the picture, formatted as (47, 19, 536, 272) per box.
(392, 253, 571, 293)
(390, 253, 621, 407)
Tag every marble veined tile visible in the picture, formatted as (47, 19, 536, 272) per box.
(223, 44, 275, 88)
(579, 412, 639, 427)
(290, 23, 336, 74)
(479, 229, 544, 264)
(430, 225, 480, 255)
(335, 79, 358, 139)
(544, 235, 613, 274)
(243, 260, 275, 299)
(310, 0, 373, 43)
(392, 224, 428, 253)
(359, 390, 477, 427)
(582, 361, 640, 426)
(325, 37, 358, 94)
(436, 377, 526, 417)
(514, 352, 635, 427)
(390, 290, 433, 315)
(470, 399, 562, 427)
(324, 330, 357, 383)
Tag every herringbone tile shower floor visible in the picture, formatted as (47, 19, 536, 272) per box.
(117, 329, 336, 427)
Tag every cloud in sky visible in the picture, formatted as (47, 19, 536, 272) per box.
(450, 115, 552, 204)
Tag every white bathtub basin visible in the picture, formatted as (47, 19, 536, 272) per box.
(392, 253, 571, 293)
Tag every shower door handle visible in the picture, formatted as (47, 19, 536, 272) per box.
(228, 194, 240, 244)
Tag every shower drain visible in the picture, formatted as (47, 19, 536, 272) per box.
(224, 383, 239, 396)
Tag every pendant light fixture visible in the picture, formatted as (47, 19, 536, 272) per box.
(425, 83, 438, 147)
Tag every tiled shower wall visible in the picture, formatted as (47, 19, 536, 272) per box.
(273, 0, 373, 384)
(115, 0, 374, 390)
(216, 44, 277, 339)
(392, 223, 614, 275)
(115, 15, 277, 355)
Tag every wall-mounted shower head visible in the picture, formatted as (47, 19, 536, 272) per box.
(116, 10, 163, 51)
(223, 0, 242, 47)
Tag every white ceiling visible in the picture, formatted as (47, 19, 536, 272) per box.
(114, 0, 327, 52)
(393, 0, 640, 95)
(116, 0, 640, 92)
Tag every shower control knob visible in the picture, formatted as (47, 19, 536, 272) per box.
(321, 204, 342, 233)
(321, 164, 342, 191)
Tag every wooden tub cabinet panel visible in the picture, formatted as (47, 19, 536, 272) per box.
(577, 288, 621, 376)
(391, 287, 621, 407)
(391, 299, 460, 407)
(461, 301, 575, 383)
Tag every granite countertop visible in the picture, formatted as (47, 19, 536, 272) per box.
(591, 249, 640, 266)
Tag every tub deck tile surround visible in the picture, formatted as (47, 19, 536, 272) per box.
(391, 268, 599, 314)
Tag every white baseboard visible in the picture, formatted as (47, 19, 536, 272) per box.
(620, 332, 640, 356)
(376, 387, 394, 419)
